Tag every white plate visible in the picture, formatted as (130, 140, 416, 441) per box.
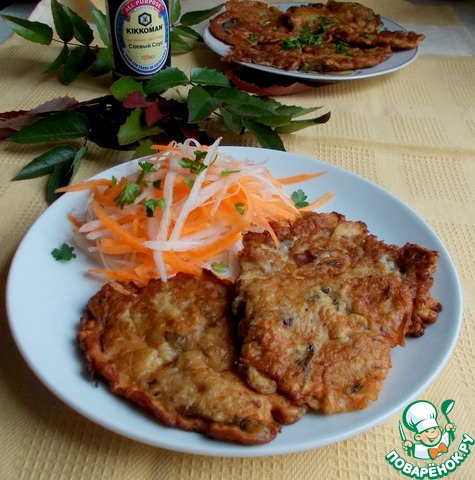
(203, 3, 420, 82)
(7, 147, 462, 457)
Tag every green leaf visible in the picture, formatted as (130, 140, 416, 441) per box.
(275, 104, 324, 118)
(110, 76, 145, 101)
(72, 145, 87, 177)
(169, 0, 181, 24)
(0, 14, 52, 45)
(214, 87, 281, 115)
(47, 160, 74, 203)
(226, 102, 279, 118)
(12, 144, 77, 180)
(275, 112, 332, 133)
(219, 107, 243, 135)
(243, 120, 285, 151)
(144, 67, 190, 96)
(187, 86, 220, 123)
(256, 114, 293, 128)
(170, 30, 193, 52)
(62, 5, 94, 45)
(91, 47, 113, 76)
(191, 67, 230, 87)
(51, 0, 74, 42)
(180, 4, 224, 26)
(172, 24, 201, 41)
(132, 139, 155, 159)
(10, 111, 89, 144)
(118, 108, 162, 145)
(88, 5, 110, 47)
(42, 43, 69, 75)
(61, 46, 96, 84)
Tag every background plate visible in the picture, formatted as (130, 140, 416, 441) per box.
(203, 3, 420, 82)
(7, 147, 462, 457)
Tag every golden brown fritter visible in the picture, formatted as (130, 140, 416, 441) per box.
(233, 212, 441, 414)
(230, 43, 393, 72)
(209, 0, 424, 73)
(78, 271, 305, 445)
(209, 0, 286, 47)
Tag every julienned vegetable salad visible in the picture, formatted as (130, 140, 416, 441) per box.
(58, 138, 333, 283)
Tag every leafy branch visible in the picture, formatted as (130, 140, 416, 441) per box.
(0, 1, 331, 204)
(0, 0, 223, 84)
(1, 67, 330, 203)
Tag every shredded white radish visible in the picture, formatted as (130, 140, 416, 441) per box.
(64, 138, 329, 284)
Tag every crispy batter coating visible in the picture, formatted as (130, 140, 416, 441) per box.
(209, 0, 425, 73)
(78, 271, 305, 445)
(233, 212, 441, 414)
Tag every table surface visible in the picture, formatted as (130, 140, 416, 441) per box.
(1, 1, 474, 479)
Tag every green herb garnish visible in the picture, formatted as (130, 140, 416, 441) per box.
(234, 202, 246, 215)
(221, 169, 241, 176)
(211, 261, 228, 273)
(140, 198, 167, 217)
(136, 161, 156, 185)
(179, 153, 207, 174)
(291, 189, 309, 208)
(115, 179, 142, 208)
(51, 242, 76, 261)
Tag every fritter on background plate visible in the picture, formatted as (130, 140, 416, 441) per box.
(78, 271, 305, 445)
(210, 0, 425, 73)
(233, 212, 441, 414)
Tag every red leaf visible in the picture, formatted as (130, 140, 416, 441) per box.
(0, 128, 16, 139)
(226, 67, 322, 96)
(31, 96, 79, 114)
(145, 102, 164, 126)
(123, 91, 151, 109)
(0, 96, 79, 133)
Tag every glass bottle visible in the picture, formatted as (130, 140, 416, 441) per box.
(106, 0, 171, 80)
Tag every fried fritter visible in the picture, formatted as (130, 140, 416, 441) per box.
(233, 212, 441, 414)
(285, 1, 383, 35)
(209, 0, 424, 73)
(231, 43, 393, 72)
(209, 0, 286, 47)
(78, 271, 305, 445)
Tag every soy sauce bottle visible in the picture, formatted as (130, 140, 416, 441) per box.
(106, 0, 171, 80)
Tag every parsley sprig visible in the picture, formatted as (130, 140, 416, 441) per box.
(291, 189, 309, 208)
(51, 243, 76, 261)
(140, 198, 167, 217)
(115, 179, 142, 208)
(179, 150, 208, 174)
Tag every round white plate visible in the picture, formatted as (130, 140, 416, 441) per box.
(203, 3, 420, 82)
(7, 147, 462, 457)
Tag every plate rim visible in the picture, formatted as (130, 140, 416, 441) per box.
(6, 147, 463, 457)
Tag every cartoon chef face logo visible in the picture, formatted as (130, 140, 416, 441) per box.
(400, 400, 457, 460)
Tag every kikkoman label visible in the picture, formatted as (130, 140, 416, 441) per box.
(385, 399, 474, 479)
(114, 0, 170, 75)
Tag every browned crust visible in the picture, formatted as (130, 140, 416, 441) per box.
(209, 0, 424, 73)
(78, 271, 306, 445)
(233, 212, 441, 413)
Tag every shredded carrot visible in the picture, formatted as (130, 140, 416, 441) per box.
(67, 214, 83, 229)
(64, 138, 333, 284)
(299, 192, 335, 211)
(56, 178, 112, 193)
(278, 172, 327, 184)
